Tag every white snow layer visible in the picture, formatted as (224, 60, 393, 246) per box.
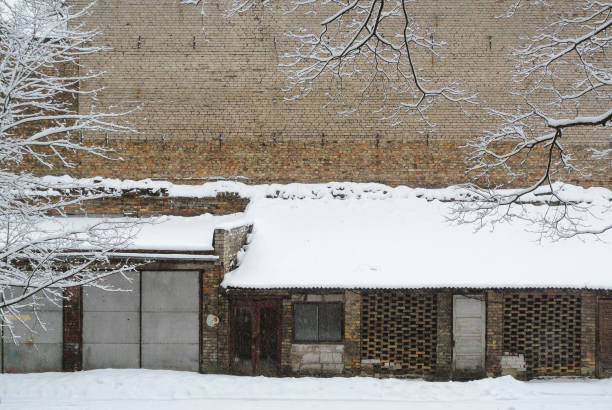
(1, 370, 611, 410)
(222, 195, 612, 289)
(39, 177, 612, 289)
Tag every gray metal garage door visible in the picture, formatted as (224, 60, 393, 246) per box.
(2, 289, 62, 373)
(83, 272, 140, 370)
(141, 270, 199, 371)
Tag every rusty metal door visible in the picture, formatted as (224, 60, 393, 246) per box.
(599, 299, 612, 377)
(230, 298, 281, 376)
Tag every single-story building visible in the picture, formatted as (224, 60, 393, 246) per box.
(2, 180, 611, 379)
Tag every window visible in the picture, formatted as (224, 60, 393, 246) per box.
(294, 303, 343, 342)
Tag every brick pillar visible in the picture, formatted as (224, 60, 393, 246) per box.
(581, 291, 597, 376)
(486, 290, 503, 377)
(201, 264, 227, 373)
(62, 286, 82, 371)
(344, 290, 361, 376)
(435, 292, 452, 380)
(280, 298, 293, 375)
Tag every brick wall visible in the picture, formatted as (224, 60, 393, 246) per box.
(21, 137, 612, 189)
(15, 0, 606, 189)
(213, 224, 253, 271)
(486, 291, 504, 377)
(435, 293, 452, 380)
(62, 286, 83, 372)
(62, 191, 249, 217)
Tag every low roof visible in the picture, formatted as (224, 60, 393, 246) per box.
(222, 187, 612, 290)
(37, 178, 612, 289)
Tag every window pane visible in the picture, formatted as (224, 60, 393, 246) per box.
(294, 304, 318, 341)
(318, 304, 342, 342)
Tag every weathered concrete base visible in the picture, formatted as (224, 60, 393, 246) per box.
(291, 344, 344, 376)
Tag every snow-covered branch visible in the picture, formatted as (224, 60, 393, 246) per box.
(457, 0, 612, 240)
(182, 0, 475, 128)
(0, 0, 142, 338)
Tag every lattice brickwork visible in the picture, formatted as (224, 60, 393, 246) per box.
(361, 292, 437, 375)
(503, 294, 582, 377)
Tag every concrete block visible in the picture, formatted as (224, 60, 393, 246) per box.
(83, 272, 140, 312)
(291, 294, 305, 302)
(141, 271, 199, 312)
(301, 352, 320, 364)
(141, 343, 199, 372)
(83, 343, 140, 370)
(331, 352, 343, 363)
(334, 345, 344, 352)
(142, 312, 198, 344)
(320, 352, 336, 363)
(299, 363, 322, 372)
(3, 343, 62, 373)
(323, 294, 344, 302)
(83, 311, 139, 344)
(306, 294, 323, 302)
(322, 363, 344, 374)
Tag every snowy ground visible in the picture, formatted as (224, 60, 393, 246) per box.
(0, 370, 611, 410)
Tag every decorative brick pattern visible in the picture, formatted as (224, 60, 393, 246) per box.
(62, 286, 83, 372)
(503, 293, 582, 378)
(361, 291, 438, 376)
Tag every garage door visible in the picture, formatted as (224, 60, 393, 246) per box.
(141, 271, 200, 371)
(2, 289, 62, 373)
(83, 272, 140, 370)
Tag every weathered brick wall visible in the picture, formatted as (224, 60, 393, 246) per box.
(435, 293, 452, 380)
(486, 291, 504, 377)
(63, 191, 248, 217)
(62, 286, 83, 372)
(344, 291, 361, 376)
(201, 264, 226, 373)
(32, 0, 608, 188)
(581, 292, 597, 377)
(22, 137, 611, 189)
(213, 224, 253, 271)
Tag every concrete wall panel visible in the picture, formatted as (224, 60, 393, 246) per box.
(2, 299, 62, 373)
(141, 344, 199, 372)
(83, 312, 140, 344)
(83, 272, 140, 370)
(141, 312, 198, 344)
(83, 344, 140, 370)
(3, 343, 62, 373)
(83, 274, 140, 312)
(141, 271, 199, 312)
(141, 271, 199, 372)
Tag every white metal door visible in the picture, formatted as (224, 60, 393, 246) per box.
(453, 295, 486, 374)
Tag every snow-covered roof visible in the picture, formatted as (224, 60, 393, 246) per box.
(39, 177, 612, 289)
(45, 213, 247, 252)
(220, 185, 612, 290)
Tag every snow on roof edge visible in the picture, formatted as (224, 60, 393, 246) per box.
(38, 175, 612, 205)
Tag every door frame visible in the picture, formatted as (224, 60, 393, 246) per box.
(229, 297, 282, 375)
